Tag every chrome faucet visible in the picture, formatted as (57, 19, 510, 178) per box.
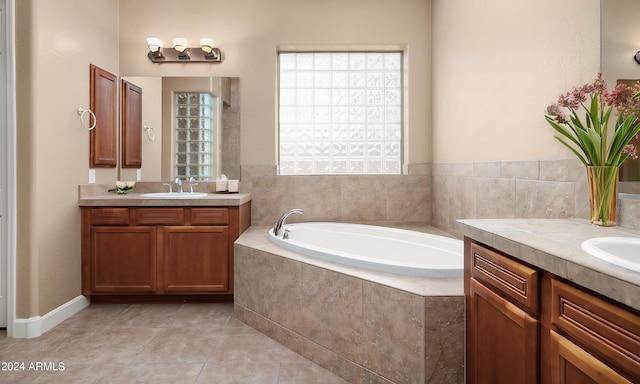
(273, 209, 303, 236)
(175, 177, 183, 193)
(187, 177, 198, 193)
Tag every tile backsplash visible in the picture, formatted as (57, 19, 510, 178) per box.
(240, 159, 640, 234)
(240, 164, 431, 227)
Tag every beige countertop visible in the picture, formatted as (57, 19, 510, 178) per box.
(456, 218, 640, 312)
(78, 192, 252, 207)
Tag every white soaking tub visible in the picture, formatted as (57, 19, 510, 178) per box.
(268, 222, 463, 278)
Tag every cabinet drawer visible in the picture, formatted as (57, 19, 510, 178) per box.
(190, 208, 229, 225)
(470, 243, 539, 315)
(90, 208, 130, 225)
(549, 278, 640, 379)
(135, 208, 184, 225)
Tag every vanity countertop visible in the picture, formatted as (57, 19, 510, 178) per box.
(456, 218, 640, 312)
(78, 192, 252, 207)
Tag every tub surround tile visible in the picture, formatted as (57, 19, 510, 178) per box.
(240, 165, 431, 226)
(407, 163, 431, 176)
(475, 178, 516, 219)
(500, 160, 539, 180)
(362, 282, 425, 384)
(473, 161, 501, 178)
(340, 176, 389, 221)
(447, 176, 476, 236)
(539, 158, 584, 182)
(300, 265, 364, 363)
(431, 167, 450, 230)
(423, 297, 465, 383)
(386, 175, 431, 222)
(432, 158, 592, 235)
(235, 305, 364, 383)
(515, 180, 574, 218)
(620, 195, 640, 230)
(448, 162, 474, 177)
(235, 226, 465, 384)
(233, 245, 302, 329)
(293, 176, 342, 222)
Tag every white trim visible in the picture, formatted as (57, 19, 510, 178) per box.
(2, 0, 16, 335)
(11, 295, 89, 338)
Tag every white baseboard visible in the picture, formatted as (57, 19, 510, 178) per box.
(11, 295, 89, 338)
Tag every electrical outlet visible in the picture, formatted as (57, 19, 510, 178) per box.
(88, 169, 96, 184)
(136, 169, 142, 181)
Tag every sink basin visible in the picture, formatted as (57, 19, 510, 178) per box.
(581, 237, 640, 273)
(138, 192, 208, 198)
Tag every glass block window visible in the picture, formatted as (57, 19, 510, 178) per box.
(278, 52, 402, 175)
(175, 93, 215, 181)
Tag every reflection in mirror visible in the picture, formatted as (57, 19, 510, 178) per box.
(601, 0, 640, 183)
(119, 76, 240, 182)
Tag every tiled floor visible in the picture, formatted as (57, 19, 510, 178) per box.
(0, 303, 349, 384)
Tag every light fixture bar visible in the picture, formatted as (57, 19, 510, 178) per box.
(146, 37, 222, 63)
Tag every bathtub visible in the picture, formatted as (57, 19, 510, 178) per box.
(268, 222, 463, 278)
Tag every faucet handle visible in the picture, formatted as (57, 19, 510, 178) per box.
(189, 183, 199, 193)
(162, 183, 173, 193)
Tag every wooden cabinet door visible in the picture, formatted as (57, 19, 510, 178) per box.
(89, 64, 117, 167)
(467, 278, 539, 384)
(161, 226, 229, 293)
(549, 330, 633, 384)
(121, 80, 143, 168)
(90, 226, 156, 292)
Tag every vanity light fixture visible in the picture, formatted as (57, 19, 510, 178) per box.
(173, 37, 190, 60)
(146, 37, 222, 63)
(200, 38, 220, 60)
(146, 37, 164, 59)
(635, 51, 640, 65)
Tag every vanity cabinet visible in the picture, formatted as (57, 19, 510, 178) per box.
(465, 238, 640, 384)
(465, 241, 540, 384)
(544, 276, 640, 383)
(81, 205, 250, 300)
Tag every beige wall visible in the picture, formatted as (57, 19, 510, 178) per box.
(431, 0, 600, 163)
(118, 0, 433, 167)
(16, 0, 119, 317)
(601, 0, 640, 84)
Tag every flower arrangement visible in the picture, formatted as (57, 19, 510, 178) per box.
(544, 73, 640, 167)
(544, 73, 640, 226)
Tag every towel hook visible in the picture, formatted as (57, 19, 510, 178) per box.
(77, 107, 96, 130)
(144, 125, 155, 141)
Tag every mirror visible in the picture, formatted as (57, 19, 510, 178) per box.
(119, 76, 240, 182)
(601, 0, 640, 183)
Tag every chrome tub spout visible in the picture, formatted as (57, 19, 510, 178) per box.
(274, 209, 303, 236)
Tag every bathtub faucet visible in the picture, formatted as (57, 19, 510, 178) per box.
(274, 209, 303, 237)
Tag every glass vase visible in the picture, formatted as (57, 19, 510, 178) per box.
(587, 166, 619, 226)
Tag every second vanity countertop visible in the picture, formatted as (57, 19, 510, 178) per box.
(456, 218, 640, 312)
(78, 192, 252, 207)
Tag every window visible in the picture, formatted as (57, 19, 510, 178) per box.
(174, 92, 216, 181)
(278, 52, 403, 175)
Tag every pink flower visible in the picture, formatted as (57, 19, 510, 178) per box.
(544, 73, 640, 167)
(623, 144, 638, 161)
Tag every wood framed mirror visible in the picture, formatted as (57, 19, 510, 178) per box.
(121, 79, 143, 168)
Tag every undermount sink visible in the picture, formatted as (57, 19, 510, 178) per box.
(138, 192, 208, 198)
(581, 237, 640, 273)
